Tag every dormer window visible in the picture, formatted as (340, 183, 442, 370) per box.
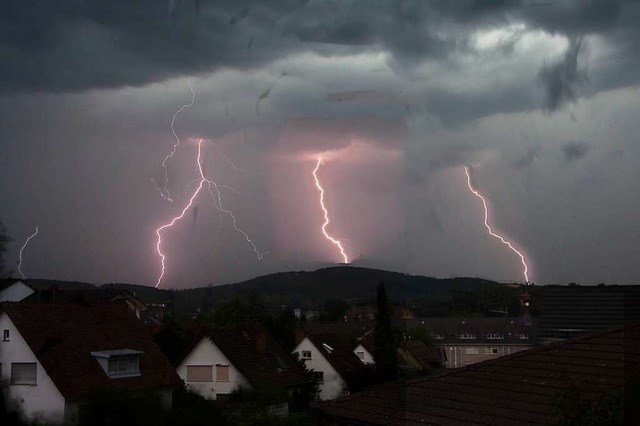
(434, 333, 445, 340)
(91, 349, 143, 378)
(459, 333, 476, 340)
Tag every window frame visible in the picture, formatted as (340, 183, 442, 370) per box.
(11, 362, 37, 386)
(301, 350, 312, 360)
(186, 365, 214, 382)
(2, 329, 9, 341)
(215, 364, 230, 382)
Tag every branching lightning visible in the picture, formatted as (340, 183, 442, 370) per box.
(155, 139, 267, 288)
(18, 226, 39, 279)
(312, 158, 349, 264)
(464, 166, 530, 283)
(154, 78, 196, 202)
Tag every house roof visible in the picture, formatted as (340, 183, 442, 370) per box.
(400, 317, 535, 345)
(1, 301, 182, 400)
(399, 340, 445, 370)
(21, 288, 148, 310)
(0, 278, 35, 292)
(538, 285, 640, 334)
(304, 333, 372, 387)
(314, 321, 640, 425)
(181, 325, 307, 390)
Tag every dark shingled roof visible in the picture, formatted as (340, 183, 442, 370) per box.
(181, 325, 307, 390)
(314, 321, 640, 425)
(399, 340, 445, 370)
(1, 301, 182, 400)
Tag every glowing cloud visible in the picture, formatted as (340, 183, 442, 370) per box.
(312, 157, 349, 264)
(464, 166, 530, 283)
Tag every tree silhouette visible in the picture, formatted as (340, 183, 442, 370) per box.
(374, 281, 398, 381)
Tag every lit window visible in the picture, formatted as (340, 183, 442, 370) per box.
(301, 350, 312, 360)
(216, 364, 229, 382)
(485, 347, 499, 354)
(186, 365, 213, 382)
(2, 330, 9, 341)
(486, 333, 504, 340)
(11, 363, 37, 385)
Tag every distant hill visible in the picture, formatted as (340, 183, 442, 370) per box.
(27, 267, 502, 314)
(170, 266, 499, 312)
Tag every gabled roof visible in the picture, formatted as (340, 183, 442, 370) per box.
(180, 325, 306, 389)
(0, 278, 35, 292)
(1, 301, 181, 400)
(304, 333, 372, 386)
(315, 321, 640, 425)
(399, 340, 445, 370)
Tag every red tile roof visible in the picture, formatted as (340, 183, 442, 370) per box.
(1, 301, 182, 400)
(315, 321, 640, 425)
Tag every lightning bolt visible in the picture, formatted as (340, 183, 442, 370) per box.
(154, 78, 196, 202)
(155, 139, 267, 288)
(464, 166, 530, 284)
(313, 157, 349, 264)
(18, 226, 39, 279)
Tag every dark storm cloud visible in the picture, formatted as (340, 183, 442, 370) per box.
(539, 37, 586, 111)
(3, 0, 639, 96)
(561, 141, 590, 162)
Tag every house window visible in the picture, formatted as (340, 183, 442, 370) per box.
(216, 364, 230, 382)
(459, 333, 476, 340)
(186, 365, 213, 382)
(312, 371, 324, 383)
(11, 363, 37, 385)
(465, 347, 479, 355)
(301, 350, 312, 360)
(356, 351, 365, 360)
(486, 333, 504, 340)
(485, 347, 499, 354)
(2, 330, 8, 341)
(434, 334, 445, 340)
(107, 357, 139, 377)
(519, 334, 529, 340)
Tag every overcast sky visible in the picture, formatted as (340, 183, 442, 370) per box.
(1, 0, 639, 288)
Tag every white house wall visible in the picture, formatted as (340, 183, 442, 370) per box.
(0, 282, 35, 302)
(293, 338, 347, 401)
(0, 313, 66, 423)
(353, 344, 375, 365)
(176, 337, 249, 400)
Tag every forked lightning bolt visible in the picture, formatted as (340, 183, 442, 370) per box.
(464, 166, 530, 283)
(155, 139, 266, 288)
(313, 158, 349, 264)
(18, 226, 39, 279)
(155, 78, 196, 202)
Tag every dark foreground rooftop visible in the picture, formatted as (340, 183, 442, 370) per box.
(314, 321, 640, 425)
